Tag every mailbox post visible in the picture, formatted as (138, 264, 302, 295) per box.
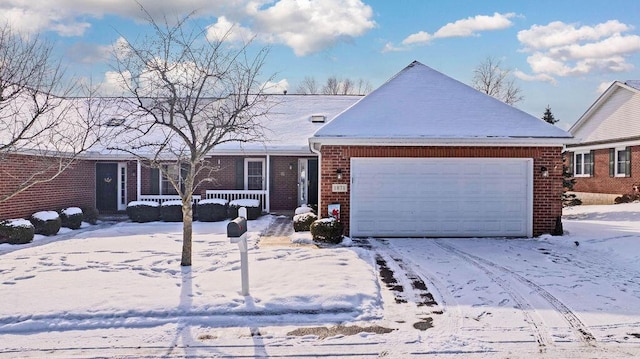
(227, 208, 249, 296)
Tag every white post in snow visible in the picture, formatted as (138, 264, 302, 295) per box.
(136, 159, 142, 201)
(228, 207, 249, 296)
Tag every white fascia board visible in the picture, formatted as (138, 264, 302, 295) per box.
(566, 139, 640, 152)
(209, 147, 315, 156)
(309, 136, 574, 147)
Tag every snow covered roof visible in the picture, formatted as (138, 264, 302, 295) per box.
(312, 61, 572, 146)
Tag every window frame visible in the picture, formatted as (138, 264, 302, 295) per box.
(615, 147, 631, 177)
(244, 158, 265, 191)
(574, 151, 593, 177)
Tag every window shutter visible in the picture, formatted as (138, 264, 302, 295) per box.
(609, 148, 615, 177)
(567, 152, 574, 175)
(589, 150, 595, 176)
(626, 146, 632, 177)
(235, 158, 244, 190)
(151, 168, 160, 194)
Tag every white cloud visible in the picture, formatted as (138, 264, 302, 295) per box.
(381, 42, 408, 53)
(402, 12, 515, 45)
(98, 70, 131, 96)
(248, 0, 376, 56)
(517, 20, 640, 81)
(261, 79, 289, 94)
(597, 81, 614, 94)
(513, 70, 557, 85)
(206, 16, 255, 43)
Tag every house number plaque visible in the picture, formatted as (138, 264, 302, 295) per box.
(332, 184, 347, 193)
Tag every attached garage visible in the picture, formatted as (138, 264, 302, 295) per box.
(350, 158, 533, 237)
(310, 61, 573, 238)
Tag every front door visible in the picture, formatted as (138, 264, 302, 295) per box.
(96, 163, 118, 212)
(298, 158, 319, 207)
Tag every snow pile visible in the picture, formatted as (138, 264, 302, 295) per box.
(3, 219, 33, 228)
(61, 207, 82, 216)
(229, 199, 260, 208)
(199, 198, 228, 205)
(127, 201, 159, 207)
(160, 200, 183, 206)
(32, 211, 59, 221)
(295, 205, 313, 215)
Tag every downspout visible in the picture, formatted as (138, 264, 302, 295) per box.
(309, 139, 322, 216)
(136, 159, 141, 201)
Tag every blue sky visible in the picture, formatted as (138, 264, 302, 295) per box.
(3, 0, 640, 129)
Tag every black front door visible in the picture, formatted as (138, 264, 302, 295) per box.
(308, 158, 318, 207)
(96, 163, 118, 212)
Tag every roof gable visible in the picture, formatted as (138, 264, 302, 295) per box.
(569, 81, 640, 145)
(313, 61, 571, 144)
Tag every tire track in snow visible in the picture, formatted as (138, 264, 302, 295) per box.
(434, 240, 597, 347)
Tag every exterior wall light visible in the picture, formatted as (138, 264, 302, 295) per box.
(289, 163, 294, 171)
(541, 166, 549, 177)
(336, 168, 343, 180)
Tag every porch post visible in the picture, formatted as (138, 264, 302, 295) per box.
(265, 154, 270, 213)
(136, 159, 141, 201)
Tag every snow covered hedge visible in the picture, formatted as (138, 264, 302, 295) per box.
(310, 218, 344, 244)
(197, 198, 228, 222)
(293, 205, 317, 232)
(60, 207, 83, 229)
(126, 201, 160, 223)
(160, 200, 183, 222)
(0, 219, 35, 245)
(229, 199, 261, 220)
(30, 211, 61, 236)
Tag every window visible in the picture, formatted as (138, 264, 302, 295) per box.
(614, 147, 631, 177)
(574, 151, 593, 177)
(151, 164, 187, 195)
(245, 159, 265, 190)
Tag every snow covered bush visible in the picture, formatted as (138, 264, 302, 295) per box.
(197, 198, 228, 222)
(59, 207, 83, 229)
(126, 201, 160, 223)
(229, 199, 261, 220)
(29, 211, 61, 236)
(295, 205, 313, 215)
(310, 218, 344, 244)
(293, 212, 317, 232)
(81, 207, 99, 225)
(0, 219, 35, 245)
(160, 200, 183, 222)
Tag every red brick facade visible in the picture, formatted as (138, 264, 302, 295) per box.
(566, 146, 640, 195)
(0, 154, 96, 220)
(319, 145, 564, 237)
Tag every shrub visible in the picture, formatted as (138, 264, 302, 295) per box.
(229, 199, 261, 220)
(126, 201, 160, 223)
(310, 218, 344, 244)
(30, 211, 61, 236)
(293, 212, 317, 232)
(81, 207, 99, 225)
(60, 207, 83, 229)
(197, 198, 228, 222)
(160, 200, 184, 222)
(0, 219, 35, 245)
(294, 205, 314, 215)
(615, 193, 640, 204)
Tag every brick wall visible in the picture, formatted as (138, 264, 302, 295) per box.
(319, 145, 564, 237)
(567, 146, 640, 194)
(0, 154, 96, 220)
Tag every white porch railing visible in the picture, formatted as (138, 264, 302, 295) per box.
(137, 195, 202, 206)
(205, 190, 269, 212)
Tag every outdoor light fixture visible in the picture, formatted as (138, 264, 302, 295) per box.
(289, 163, 293, 171)
(541, 166, 549, 177)
(336, 168, 343, 180)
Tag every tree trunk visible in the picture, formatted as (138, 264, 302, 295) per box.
(181, 196, 193, 266)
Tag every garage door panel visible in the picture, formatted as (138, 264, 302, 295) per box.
(350, 158, 532, 237)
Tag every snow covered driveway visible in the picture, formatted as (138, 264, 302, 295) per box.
(1, 204, 640, 358)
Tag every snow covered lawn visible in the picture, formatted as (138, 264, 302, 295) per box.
(1, 204, 640, 358)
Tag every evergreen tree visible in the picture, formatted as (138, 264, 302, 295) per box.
(542, 105, 558, 124)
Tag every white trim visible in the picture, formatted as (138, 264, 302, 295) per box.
(567, 139, 640, 152)
(615, 147, 629, 177)
(244, 158, 266, 191)
(573, 151, 592, 177)
(117, 163, 127, 211)
(309, 137, 572, 147)
(309, 142, 322, 215)
(297, 158, 309, 206)
(136, 160, 141, 201)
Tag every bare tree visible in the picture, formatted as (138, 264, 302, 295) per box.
(341, 78, 354, 95)
(295, 76, 319, 94)
(471, 56, 524, 105)
(355, 78, 372, 95)
(0, 23, 105, 204)
(110, 10, 272, 266)
(322, 76, 341, 95)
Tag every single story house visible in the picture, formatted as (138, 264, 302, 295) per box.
(0, 95, 361, 219)
(565, 81, 640, 204)
(309, 61, 573, 238)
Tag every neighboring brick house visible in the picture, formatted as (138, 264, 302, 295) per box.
(0, 95, 361, 220)
(566, 81, 640, 203)
(310, 61, 573, 238)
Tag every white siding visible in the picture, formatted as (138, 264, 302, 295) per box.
(573, 87, 640, 143)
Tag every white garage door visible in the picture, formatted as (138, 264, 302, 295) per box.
(350, 158, 533, 237)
